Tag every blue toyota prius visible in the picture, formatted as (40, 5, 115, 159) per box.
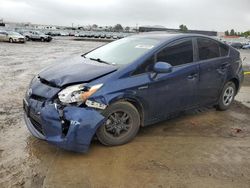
(23, 33, 244, 152)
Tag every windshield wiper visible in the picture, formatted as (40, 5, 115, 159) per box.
(89, 57, 115, 65)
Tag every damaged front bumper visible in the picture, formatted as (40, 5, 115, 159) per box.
(23, 99, 105, 153)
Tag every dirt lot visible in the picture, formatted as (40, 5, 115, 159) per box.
(0, 37, 250, 188)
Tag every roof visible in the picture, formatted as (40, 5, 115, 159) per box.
(129, 32, 209, 42)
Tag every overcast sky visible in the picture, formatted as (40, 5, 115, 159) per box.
(0, 0, 249, 32)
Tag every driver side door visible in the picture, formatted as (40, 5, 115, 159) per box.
(133, 38, 199, 124)
(152, 38, 199, 120)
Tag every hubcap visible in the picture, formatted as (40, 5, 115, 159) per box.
(105, 111, 131, 137)
(223, 86, 234, 106)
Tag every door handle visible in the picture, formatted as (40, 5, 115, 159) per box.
(220, 63, 230, 70)
(187, 73, 198, 80)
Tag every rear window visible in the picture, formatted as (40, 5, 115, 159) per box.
(197, 38, 220, 60)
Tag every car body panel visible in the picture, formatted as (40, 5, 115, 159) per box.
(0, 31, 25, 43)
(0, 31, 8, 42)
(197, 57, 230, 105)
(24, 101, 105, 153)
(24, 31, 52, 42)
(38, 56, 117, 87)
(40, 105, 105, 152)
(243, 44, 250, 49)
(24, 33, 244, 152)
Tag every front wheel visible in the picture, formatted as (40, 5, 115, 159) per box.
(9, 38, 13, 43)
(96, 101, 140, 146)
(40, 37, 45, 42)
(217, 81, 236, 111)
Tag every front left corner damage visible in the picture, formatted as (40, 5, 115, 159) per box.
(40, 104, 105, 153)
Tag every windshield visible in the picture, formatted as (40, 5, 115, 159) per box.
(85, 37, 161, 65)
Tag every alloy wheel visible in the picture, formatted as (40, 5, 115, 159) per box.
(223, 86, 234, 106)
(105, 111, 131, 137)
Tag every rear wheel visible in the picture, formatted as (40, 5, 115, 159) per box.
(9, 38, 13, 43)
(96, 101, 140, 146)
(40, 37, 45, 42)
(217, 81, 236, 111)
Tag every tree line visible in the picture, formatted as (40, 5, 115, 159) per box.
(88, 24, 131, 32)
(225, 29, 250, 37)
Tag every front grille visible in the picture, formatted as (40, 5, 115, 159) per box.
(30, 117, 44, 135)
(30, 94, 47, 102)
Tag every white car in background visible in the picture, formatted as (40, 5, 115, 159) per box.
(0, 31, 25, 43)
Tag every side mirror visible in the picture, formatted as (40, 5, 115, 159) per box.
(153, 62, 172, 74)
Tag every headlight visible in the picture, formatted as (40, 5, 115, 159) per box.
(58, 83, 103, 104)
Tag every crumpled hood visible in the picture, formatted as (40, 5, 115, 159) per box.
(38, 56, 117, 87)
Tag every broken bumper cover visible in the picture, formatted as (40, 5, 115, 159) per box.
(24, 102, 105, 153)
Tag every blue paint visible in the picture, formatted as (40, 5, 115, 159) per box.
(24, 33, 244, 152)
(40, 105, 104, 153)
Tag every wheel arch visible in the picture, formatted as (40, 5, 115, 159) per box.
(229, 78, 239, 94)
(108, 96, 145, 127)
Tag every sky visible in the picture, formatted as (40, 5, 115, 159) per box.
(0, 0, 249, 32)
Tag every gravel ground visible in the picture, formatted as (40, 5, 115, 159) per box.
(0, 37, 250, 188)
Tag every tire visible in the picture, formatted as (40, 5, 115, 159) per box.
(25, 36, 30, 41)
(40, 37, 45, 42)
(217, 81, 236, 111)
(9, 38, 13, 43)
(96, 101, 140, 146)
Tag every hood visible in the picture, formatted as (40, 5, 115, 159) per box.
(38, 56, 117, 87)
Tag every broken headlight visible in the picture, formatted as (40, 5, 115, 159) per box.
(58, 83, 103, 104)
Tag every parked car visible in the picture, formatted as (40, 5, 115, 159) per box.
(69, 32, 76, 37)
(94, 33, 101, 38)
(59, 31, 69, 36)
(46, 31, 61, 36)
(106, 34, 111, 39)
(100, 33, 106, 38)
(24, 31, 52, 42)
(230, 42, 243, 49)
(0, 30, 25, 43)
(112, 35, 118, 40)
(242, 44, 250, 49)
(23, 33, 244, 153)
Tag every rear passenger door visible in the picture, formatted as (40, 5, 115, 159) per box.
(196, 37, 230, 105)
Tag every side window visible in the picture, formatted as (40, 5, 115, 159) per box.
(132, 56, 155, 75)
(197, 38, 220, 60)
(156, 39, 193, 66)
(219, 43, 229, 57)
